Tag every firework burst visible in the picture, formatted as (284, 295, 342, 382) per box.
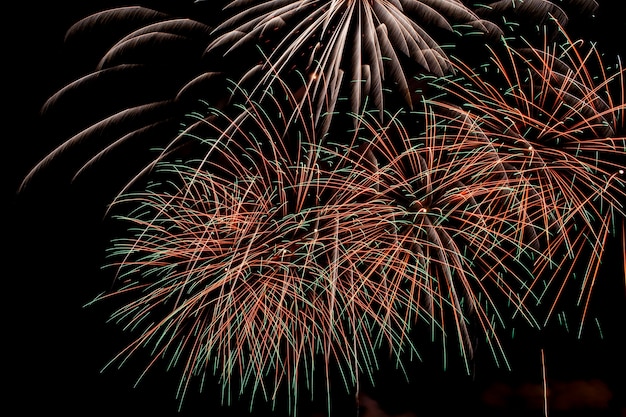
(18, 1, 624, 415)
(423, 24, 626, 331)
(21, 1, 599, 191)
(96, 79, 545, 413)
(207, 0, 595, 128)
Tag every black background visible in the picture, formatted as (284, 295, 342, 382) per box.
(7, 1, 626, 416)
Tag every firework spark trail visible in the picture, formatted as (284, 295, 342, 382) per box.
(18, 1, 624, 414)
(423, 24, 626, 331)
(207, 0, 599, 132)
(20, 1, 599, 193)
(208, 0, 492, 137)
(93, 79, 551, 413)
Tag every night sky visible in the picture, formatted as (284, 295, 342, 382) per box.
(7, 1, 626, 416)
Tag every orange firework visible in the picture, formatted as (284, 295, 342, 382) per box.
(96, 79, 543, 414)
(423, 23, 626, 332)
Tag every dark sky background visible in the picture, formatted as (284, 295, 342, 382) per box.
(7, 1, 625, 416)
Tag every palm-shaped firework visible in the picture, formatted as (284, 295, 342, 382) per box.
(206, 0, 597, 125)
(20, 0, 625, 415)
(22, 0, 598, 190)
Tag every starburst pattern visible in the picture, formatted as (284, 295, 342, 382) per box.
(21, 1, 598, 190)
(209, 0, 476, 113)
(19, 1, 625, 415)
(207, 0, 593, 125)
